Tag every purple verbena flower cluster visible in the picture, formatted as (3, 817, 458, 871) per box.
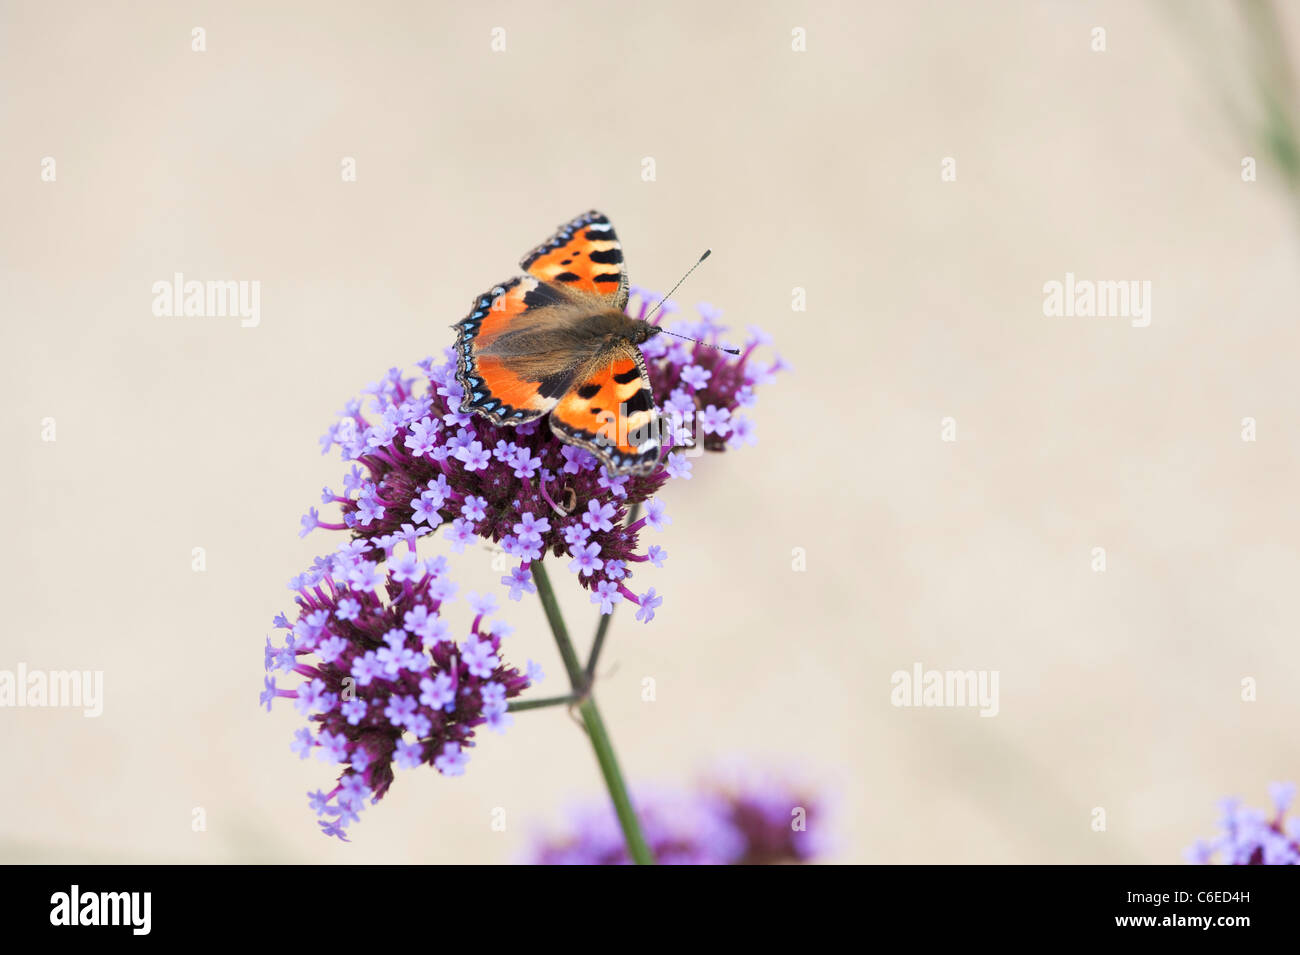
(262, 535, 533, 841)
(305, 291, 783, 618)
(1185, 782, 1300, 864)
(522, 767, 829, 865)
(270, 291, 780, 841)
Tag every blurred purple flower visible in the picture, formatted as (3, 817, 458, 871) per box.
(1185, 782, 1300, 864)
(521, 766, 831, 865)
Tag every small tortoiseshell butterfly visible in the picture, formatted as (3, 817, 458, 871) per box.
(453, 210, 666, 476)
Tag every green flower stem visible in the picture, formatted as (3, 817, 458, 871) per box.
(584, 610, 616, 687)
(530, 561, 585, 688)
(506, 693, 579, 712)
(529, 560, 655, 864)
(575, 696, 654, 864)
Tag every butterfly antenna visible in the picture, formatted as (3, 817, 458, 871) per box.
(644, 250, 741, 356)
(658, 329, 740, 355)
(644, 250, 711, 322)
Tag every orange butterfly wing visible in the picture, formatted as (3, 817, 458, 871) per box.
(454, 276, 576, 424)
(550, 345, 662, 475)
(520, 210, 628, 308)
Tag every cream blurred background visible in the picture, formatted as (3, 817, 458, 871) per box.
(3, 0, 1299, 864)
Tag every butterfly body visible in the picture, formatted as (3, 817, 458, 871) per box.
(453, 211, 665, 475)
